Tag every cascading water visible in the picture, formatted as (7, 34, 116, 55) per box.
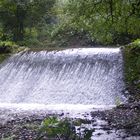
(0, 48, 125, 111)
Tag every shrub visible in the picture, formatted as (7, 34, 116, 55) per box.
(0, 41, 29, 54)
(124, 39, 140, 91)
(0, 41, 17, 53)
(36, 117, 92, 140)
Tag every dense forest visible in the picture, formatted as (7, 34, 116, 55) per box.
(0, 0, 140, 47)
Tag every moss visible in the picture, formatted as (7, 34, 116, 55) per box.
(0, 41, 29, 64)
(124, 39, 140, 100)
(0, 41, 29, 54)
(0, 41, 17, 53)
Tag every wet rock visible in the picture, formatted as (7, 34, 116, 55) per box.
(91, 102, 140, 137)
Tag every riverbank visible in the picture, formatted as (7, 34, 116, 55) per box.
(92, 102, 140, 137)
(0, 102, 140, 140)
(0, 112, 46, 140)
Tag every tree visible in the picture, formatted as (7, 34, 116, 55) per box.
(54, 0, 140, 45)
(0, 0, 56, 42)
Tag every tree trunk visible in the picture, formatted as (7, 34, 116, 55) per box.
(14, 4, 25, 42)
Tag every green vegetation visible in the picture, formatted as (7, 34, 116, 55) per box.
(0, 0, 56, 47)
(0, 0, 140, 47)
(0, 41, 17, 53)
(0, 41, 28, 53)
(54, 0, 140, 45)
(0, 41, 29, 63)
(124, 39, 140, 86)
(37, 116, 92, 140)
(124, 39, 140, 100)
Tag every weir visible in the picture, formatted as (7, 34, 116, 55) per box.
(0, 48, 125, 110)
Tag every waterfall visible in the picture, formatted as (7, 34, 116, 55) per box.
(0, 48, 125, 109)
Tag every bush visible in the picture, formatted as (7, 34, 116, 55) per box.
(124, 39, 140, 93)
(37, 117, 92, 140)
(0, 41, 17, 53)
(0, 41, 29, 54)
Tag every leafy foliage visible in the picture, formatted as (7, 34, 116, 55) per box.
(124, 39, 140, 90)
(37, 117, 93, 140)
(0, 41, 28, 54)
(54, 0, 140, 45)
(0, 0, 56, 44)
(1, 0, 140, 46)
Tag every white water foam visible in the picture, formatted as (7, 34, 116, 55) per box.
(0, 48, 125, 112)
